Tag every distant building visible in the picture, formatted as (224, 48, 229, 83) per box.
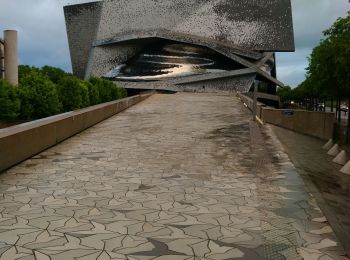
(64, 0, 294, 94)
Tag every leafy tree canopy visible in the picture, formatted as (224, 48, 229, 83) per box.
(303, 11, 350, 99)
(1, 66, 127, 121)
(0, 80, 20, 120)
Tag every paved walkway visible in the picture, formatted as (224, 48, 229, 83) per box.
(271, 125, 350, 258)
(0, 93, 347, 259)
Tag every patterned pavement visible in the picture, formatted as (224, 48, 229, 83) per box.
(0, 93, 348, 259)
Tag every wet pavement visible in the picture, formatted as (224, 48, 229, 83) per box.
(0, 93, 348, 259)
(271, 125, 350, 258)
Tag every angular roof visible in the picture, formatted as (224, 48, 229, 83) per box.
(64, 0, 294, 90)
(96, 0, 294, 52)
(64, 1, 103, 79)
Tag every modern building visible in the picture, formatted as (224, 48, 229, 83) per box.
(64, 0, 294, 94)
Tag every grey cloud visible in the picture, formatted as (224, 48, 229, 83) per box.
(0, 0, 72, 70)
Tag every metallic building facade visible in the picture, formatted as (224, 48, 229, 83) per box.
(64, 0, 294, 93)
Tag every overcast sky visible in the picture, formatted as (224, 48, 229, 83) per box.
(0, 0, 349, 87)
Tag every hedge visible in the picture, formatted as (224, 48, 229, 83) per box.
(0, 65, 128, 120)
(0, 80, 20, 120)
(19, 69, 61, 119)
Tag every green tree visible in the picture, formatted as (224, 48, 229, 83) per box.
(10, 65, 128, 121)
(117, 87, 128, 99)
(324, 13, 350, 103)
(89, 77, 127, 102)
(89, 77, 111, 103)
(277, 86, 293, 102)
(19, 65, 40, 82)
(85, 81, 100, 105)
(79, 80, 90, 108)
(0, 80, 20, 120)
(300, 11, 350, 118)
(41, 66, 70, 84)
(57, 76, 83, 112)
(307, 40, 341, 100)
(19, 70, 61, 119)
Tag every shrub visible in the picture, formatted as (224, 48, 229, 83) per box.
(1, 65, 128, 121)
(89, 77, 127, 102)
(104, 79, 127, 100)
(18, 70, 61, 119)
(117, 87, 128, 99)
(19, 65, 40, 82)
(0, 80, 20, 120)
(79, 80, 90, 108)
(104, 79, 119, 101)
(57, 76, 83, 112)
(85, 81, 100, 105)
(89, 77, 110, 103)
(41, 66, 69, 84)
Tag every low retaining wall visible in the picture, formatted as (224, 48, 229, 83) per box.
(0, 93, 152, 172)
(237, 92, 266, 119)
(238, 93, 335, 140)
(0, 120, 30, 129)
(262, 108, 335, 140)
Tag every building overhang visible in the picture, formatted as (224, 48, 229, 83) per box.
(64, 0, 293, 93)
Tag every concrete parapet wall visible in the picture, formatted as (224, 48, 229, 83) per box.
(237, 92, 265, 118)
(262, 108, 335, 140)
(238, 93, 335, 140)
(0, 93, 152, 172)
